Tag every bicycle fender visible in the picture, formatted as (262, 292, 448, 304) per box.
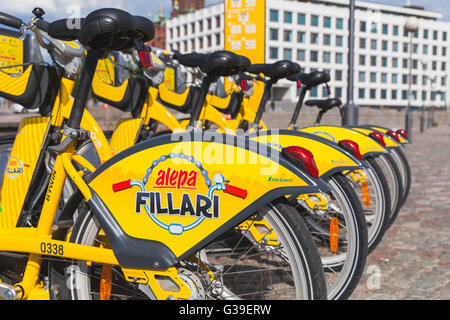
(348, 126, 401, 149)
(300, 125, 389, 158)
(86, 132, 324, 270)
(248, 129, 364, 179)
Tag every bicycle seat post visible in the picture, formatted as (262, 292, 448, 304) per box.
(288, 86, 309, 130)
(252, 79, 274, 130)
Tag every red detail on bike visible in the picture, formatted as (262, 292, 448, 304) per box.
(240, 79, 249, 91)
(369, 131, 386, 147)
(283, 146, 319, 179)
(396, 129, 408, 140)
(139, 50, 153, 68)
(224, 183, 248, 199)
(112, 179, 132, 192)
(338, 140, 363, 160)
(387, 130, 401, 142)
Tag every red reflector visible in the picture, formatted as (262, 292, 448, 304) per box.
(240, 79, 249, 91)
(387, 130, 401, 142)
(113, 179, 132, 192)
(338, 140, 363, 160)
(297, 80, 302, 89)
(283, 146, 319, 179)
(139, 50, 153, 68)
(396, 129, 408, 140)
(369, 131, 386, 147)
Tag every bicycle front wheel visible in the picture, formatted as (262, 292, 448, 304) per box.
(51, 199, 327, 300)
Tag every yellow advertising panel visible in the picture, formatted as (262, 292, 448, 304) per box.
(0, 34, 23, 75)
(224, 0, 266, 64)
(96, 56, 115, 85)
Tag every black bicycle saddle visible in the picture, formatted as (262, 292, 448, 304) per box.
(288, 71, 330, 88)
(46, 8, 155, 51)
(249, 60, 301, 81)
(305, 98, 342, 111)
(173, 50, 251, 77)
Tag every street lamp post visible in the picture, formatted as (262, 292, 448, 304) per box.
(404, 16, 419, 142)
(342, 0, 358, 126)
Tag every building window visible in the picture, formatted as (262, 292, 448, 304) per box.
(311, 33, 318, 44)
(382, 40, 388, 51)
(336, 53, 343, 64)
(370, 72, 377, 83)
(359, 38, 366, 49)
(336, 18, 343, 29)
(381, 89, 387, 99)
(393, 25, 399, 36)
(207, 18, 212, 30)
(370, 89, 376, 99)
(298, 31, 305, 43)
(370, 56, 377, 66)
(393, 41, 398, 52)
(402, 74, 408, 84)
(311, 15, 319, 26)
(403, 59, 408, 69)
(359, 88, 365, 99)
(371, 22, 377, 33)
(392, 90, 397, 100)
(284, 30, 292, 42)
(443, 32, 447, 41)
(298, 13, 305, 25)
(371, 39, 377, 50)
(215, 16, 220, 28)
(311, 87, 318, 97)
(284, 48, 292, 60)
(270, 47, 278, 59)
(392, 74, 398, 84)
(270, 9, 279, 22)
(324, 16, 331, 28)
(284, 11, 292, 23)
(381, 73, 387, 83)
(359, 55, 366, 66)
(311, 50, 318, 62)
(323, 34, 331, 45)
(392, 58, 398, 68)
(360, 21, 366, 32)
(433, 30, 438, 40)
(198, 21, 203, 32)
(402, 90, 408, 100)
(359, 71, 365, 82)
(382, 57, 387, 67)
(423, 44, 428, 55)
(297, 49, 305, 61)
(323, 51, 331, 63)
(270, 28, 278, 41)
(433, 45, 438, 55)
(215, 33, 221, 45)
(423, 29, 429, 39)
(336, 35, 343, 47)
(335, 70, 342, 81)
(382, 24, 388, 35)
(335, 87, 342, 98)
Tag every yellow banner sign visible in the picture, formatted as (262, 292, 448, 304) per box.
(224, 0, 266, 64)
(0, 34, 23, 75)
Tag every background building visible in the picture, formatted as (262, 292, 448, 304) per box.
(165, 0, 450, 110)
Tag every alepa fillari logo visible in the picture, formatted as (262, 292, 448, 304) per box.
(112, 152, 248, 235)
(6, 156, 30, 179)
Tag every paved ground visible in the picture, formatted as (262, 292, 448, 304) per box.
(350, 125, 450, 300)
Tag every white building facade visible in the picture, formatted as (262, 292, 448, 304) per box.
(166, 0, 450, 109)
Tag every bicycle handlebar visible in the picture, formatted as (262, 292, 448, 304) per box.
(0, 12, 23, 30)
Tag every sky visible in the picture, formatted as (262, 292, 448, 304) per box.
(2, 0, 450, 23)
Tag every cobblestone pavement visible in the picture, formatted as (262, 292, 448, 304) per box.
(350, 126, 450, 300)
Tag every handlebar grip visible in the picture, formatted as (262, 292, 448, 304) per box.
(112, 179, 132, 192)
(224, 183, 247, 199)
(0, 12, 23, 29)
(34, 19, 50, 33)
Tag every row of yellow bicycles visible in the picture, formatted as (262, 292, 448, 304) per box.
(0, 7, 409, 300)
